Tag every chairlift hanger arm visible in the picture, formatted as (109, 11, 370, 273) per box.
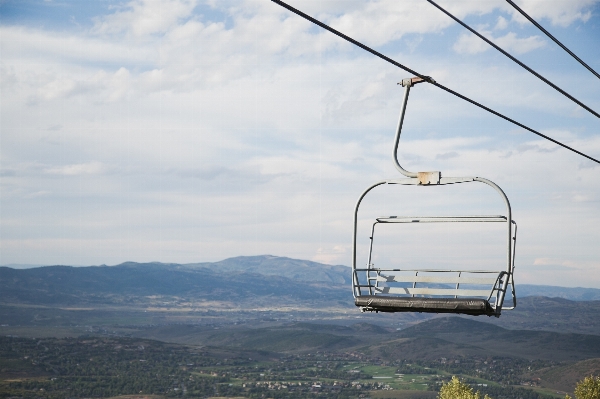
(270, 0, 600, 165)
(394, 77, 441, 179)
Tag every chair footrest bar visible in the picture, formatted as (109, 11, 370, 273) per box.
(355, 295, 496, 316)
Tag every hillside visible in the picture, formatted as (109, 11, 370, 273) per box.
(130, 322, 382, 352)
(529, 358, 600, 393)
(391, 317, 600, 361)
(2, 255, 600, 399)
(124, 317, 600, 364)
(0, 259, 348, 307)
(518, 284, 600, 301)
(478, 296, 600, 335)
(184, 255, 352, 284)
(0, 255, 600, 301)
(2, 255, 600, 336)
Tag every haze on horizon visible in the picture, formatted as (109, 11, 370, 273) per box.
(1, 0, 600, 288)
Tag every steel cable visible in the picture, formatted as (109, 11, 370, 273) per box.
(426, 0, 600, 119)
(505, 0, 600, 80)
(271, 0, 600, 165)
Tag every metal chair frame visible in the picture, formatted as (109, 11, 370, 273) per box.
(352, 77, 517, 317)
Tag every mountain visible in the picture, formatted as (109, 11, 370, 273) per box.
(0, 258, 349, 307)
(2, 255, 600, 336)
(4, 255, 599, 300)
(518, 284, 600, 301)
(0, 264, 44, 269)
(183, 255, 352, 285)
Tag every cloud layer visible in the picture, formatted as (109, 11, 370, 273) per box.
(1, 0, 600, 288)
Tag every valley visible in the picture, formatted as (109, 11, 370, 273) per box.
(1, 255, 599, 398)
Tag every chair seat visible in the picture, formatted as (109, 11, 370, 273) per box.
(355, 295, 495, 316)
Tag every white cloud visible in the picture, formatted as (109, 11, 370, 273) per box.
(37, 78, 80, 101)
(533, 257, 570, 267)
(326, 0, 452, 47)
(279, 0, 598, 48)
(453, 31, 545, 55)
(44, 161, 107, 176)
(1, 0, 599, 288)
(312, 244, 348, 265)
(453, 32, 489, 54)
(495, 16, 509, 30)
(92, 0, 199, 37)
(508, 0, 596, 27)
(495, 32, 546, 54)
(0, 26, 156, 66)
(572, 194, 593, 202)
(24, 191, 52, 199)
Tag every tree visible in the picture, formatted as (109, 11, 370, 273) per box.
(566, 376, 600, 399)
(438, 376, 492, 399)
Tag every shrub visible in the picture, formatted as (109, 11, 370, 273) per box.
(566, 376, 600, 399)
(438, 376, 492, 399)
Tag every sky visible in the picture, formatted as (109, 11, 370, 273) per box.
(1, 0, 599, 288)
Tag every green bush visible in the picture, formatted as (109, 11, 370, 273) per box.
(438, 376, 492, 399)
(566, 376, 600, 399)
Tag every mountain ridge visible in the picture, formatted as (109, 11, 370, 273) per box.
(0, 258, 349, 306)
(3, 255, 599, 300)
(2, 255, 600, 336)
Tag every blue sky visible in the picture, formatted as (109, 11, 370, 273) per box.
(1, 0, 600, 288)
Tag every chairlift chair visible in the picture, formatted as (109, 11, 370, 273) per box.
(352, 77, 517, 318)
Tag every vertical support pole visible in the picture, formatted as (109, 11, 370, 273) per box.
(456, 271, 461, 299)
(412, 271, 418, 298)
(367, 222, 377, 295)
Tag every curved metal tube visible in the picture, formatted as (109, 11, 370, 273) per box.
(393, 83, 418, 177)
(473, 177, 514, 315)
(352, 181, 386, 298)
(473, 177, 512, 269)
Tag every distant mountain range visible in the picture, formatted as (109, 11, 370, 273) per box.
(517, 284, 600, 301)
(2, 255, 599, 300)
(0, 256, 350, 307)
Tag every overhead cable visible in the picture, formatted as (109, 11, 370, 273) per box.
(426, 0, 600, 120)
(505, 0, 600, 80)
(270, 0, 600, 165)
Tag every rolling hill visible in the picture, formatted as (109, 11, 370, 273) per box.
(528, 358, 600, 393)
(415, 317, 600, 361)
